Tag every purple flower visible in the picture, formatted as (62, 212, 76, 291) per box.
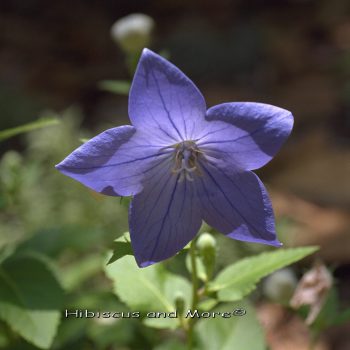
(56, 49, 293, 267)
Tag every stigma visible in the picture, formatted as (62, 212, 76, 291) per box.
(171, 141, 202, 182)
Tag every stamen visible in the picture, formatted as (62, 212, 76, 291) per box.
(170, 141, 203, 182)
(185, 172, 194, 182)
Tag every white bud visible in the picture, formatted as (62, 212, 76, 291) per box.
(111, 14, 155, 53)
(263, 268, 297, 303)
(197, 232, 216, 252)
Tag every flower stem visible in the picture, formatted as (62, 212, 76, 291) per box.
(187, 239, 199, 349)
(190, 240, 199, 310)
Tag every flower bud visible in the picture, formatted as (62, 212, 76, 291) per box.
(263, 268, 297, 303)
(197, 233, 216, 280)
(111, 14, 155, 53)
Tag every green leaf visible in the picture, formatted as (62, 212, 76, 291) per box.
(0, 253, 64, 349)
(142, 314, 179, 330)
(0, 323, 10, 348)
(98, 80, 130, 95)
(197, 298, 218, 311)
(194, 301, 265, 350)
(0, 117, 60, 142)
(107, 232, 133, 265)
(209, 246, 318, 302)
(154, 339, 186, 350)
(86, 317, 137, 349)
(105, 255, 191, 329)
(0, 244, 16, 265)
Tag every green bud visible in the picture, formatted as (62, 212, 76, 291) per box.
(263, 268, 297, 304)
(197, 233, 216, 280)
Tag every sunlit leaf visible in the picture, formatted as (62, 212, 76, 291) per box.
(105, 255, 191, 329)
(209, 246, 318, 302)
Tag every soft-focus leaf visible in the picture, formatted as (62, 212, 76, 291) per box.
(61, 254, 104, 291)
(209, 246, 318, 302)
(142, 315, 179, 330)
(0, 253, 64, 349)
(154, 339, 186, 350)
(52, 317, 88, 350)
(105, 255, 191, 329)
(98, 80, 130, 95)
(107, 232, 133, 265)
(0, 244, 16, 265)
(0, 323, 10, 348)
(86, 318, 137, 349)
(197, 298, 218, 311)
(0, 117, 60, 141)
(194, 301, 265, 350)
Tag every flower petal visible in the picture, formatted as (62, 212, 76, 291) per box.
(129, 161, 202, 267)
(196, 159, 281, 246)
(55, 126, 171, 196)
(201, 102, 293, 170)
(129, 49, 207, 142)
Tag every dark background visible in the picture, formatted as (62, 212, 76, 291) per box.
(1, 0, 349, 134)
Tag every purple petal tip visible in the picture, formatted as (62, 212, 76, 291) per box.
(139, 260, 156, 268)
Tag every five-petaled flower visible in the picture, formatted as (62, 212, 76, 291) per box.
(56, 49, 293, 267)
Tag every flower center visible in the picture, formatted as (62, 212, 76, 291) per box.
(171, 141, 202, 182)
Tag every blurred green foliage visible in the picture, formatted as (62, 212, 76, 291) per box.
(0, 107, 333, 350)
(0, 108, 133, 349)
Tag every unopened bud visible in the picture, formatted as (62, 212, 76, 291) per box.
(263, 268, 297, 304)
(197, 233, 216, 252)
(197, 233, 216, 280)
(111, 14, 155, 53)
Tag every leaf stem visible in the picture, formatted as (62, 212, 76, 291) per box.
(190, 240, 199, 310)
